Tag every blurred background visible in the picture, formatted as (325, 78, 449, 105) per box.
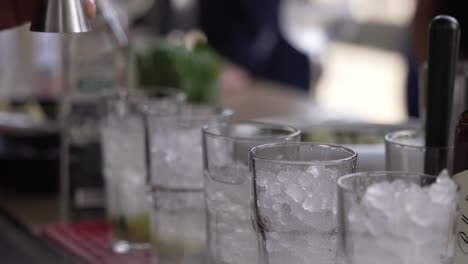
(0, 0, 441, 225)
(0, 0, 417, 123)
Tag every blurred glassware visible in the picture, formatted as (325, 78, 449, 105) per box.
(146, 105, 232, 264)
(203, 122, 301, 264)
(250, 142, 357, 264)
(100, 89, 185, 253)
(300, 122, 418, 172)
(279, 0, 352, 59)
(419, 61, 468, 151)
(144, 0, 199, 34)
(60, 0, 132, 221)
(69, 1, 130, 92)
(114, 0, 155, 21)
(385, 130, 453, 174)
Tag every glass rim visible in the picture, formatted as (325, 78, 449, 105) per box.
(100, 87, 186, 99)
(202, 121, 301, 142)
(100, 89, 188, 117)
(384, 129, 453, 150)
(145, 105, 234, 118)
(250, 142, 357, 166)
(337, 171, 437, 193)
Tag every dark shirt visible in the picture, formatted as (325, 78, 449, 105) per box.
(199, 0, 311, 90)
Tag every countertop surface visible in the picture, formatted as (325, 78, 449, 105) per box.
(0, 206, 80, 264)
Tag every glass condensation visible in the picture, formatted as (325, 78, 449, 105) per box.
(147, 105, 232, 264)
(203, 123, 301, 264)
(250, 143, 357, 264)
(101, 90, 185, 253)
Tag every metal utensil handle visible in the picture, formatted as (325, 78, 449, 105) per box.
(424, 15, 460, 175)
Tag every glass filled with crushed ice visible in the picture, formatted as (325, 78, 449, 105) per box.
(337, 171, 458, 264)
(101, 89, 186, 253)
(147, 105, 232, 264)
(385, 130, 453, 173)
(250, 143, 357, 264)
(203, 122, 301, 264)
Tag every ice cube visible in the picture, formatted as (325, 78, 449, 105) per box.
(277, 170, 291, 183)
(403, 185, 434, 226)
(430, 170, 458, 205)
(348, 173, 458, 264)
(269, 183, 282, 196)
(258, 171, 277, 188)
(303, 196, 321, 212)
(325, 167, 340, 179)
(298, 173, 314, 187)
(255, 166, 344, 263)
(278, 204, 292, 224)
(306, 166, 327, 179)
(286, 184, 306, 203)
(215, 163, 249, 185)
(273, 203, 281, 211)
(348, 204, 364, 225)
(362, 181, 394, 213)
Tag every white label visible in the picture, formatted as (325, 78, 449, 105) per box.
(454, 170, 468, 263)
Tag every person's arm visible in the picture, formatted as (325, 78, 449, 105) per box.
(0, 0, 96, 30)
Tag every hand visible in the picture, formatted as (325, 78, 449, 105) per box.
(0, 0, 96, 30)
(219, 61, 251, 95)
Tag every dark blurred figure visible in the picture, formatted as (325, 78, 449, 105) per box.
(408, 0, 467, 117)
(199, 0, 311, 91)
(139, 0, 199, 35)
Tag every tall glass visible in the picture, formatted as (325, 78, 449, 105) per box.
(250, 143, 357, 264)
(203, 122, 301, 264)
(337, 172, 458, 264)
(100, 89, 185, 253)
(385, 130, 453, 173)
(146, 105, 233, 264)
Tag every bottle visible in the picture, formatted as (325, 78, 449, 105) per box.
(452, 109, 468, 261)
(454, 110, 468, 174)
(60, 0, 130, 221)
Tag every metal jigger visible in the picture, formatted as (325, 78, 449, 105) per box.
(30, 0, 92, 33)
